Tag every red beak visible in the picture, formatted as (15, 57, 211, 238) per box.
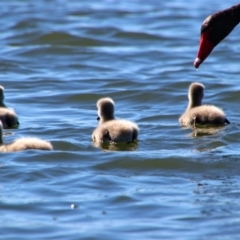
(194, 30, 214, 69)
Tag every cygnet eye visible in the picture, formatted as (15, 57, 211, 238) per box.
(97, 116, 100, 121)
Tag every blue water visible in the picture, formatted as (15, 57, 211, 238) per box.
(1, 0, 240, 239)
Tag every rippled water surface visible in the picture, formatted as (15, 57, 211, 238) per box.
(1, 0, 240, 239)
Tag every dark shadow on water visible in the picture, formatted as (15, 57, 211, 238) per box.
(92, 141, 138, 151)
(187, 126, 227, 138)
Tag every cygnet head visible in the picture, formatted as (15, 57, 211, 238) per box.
(187, 82, 205, 110)
(0, 86, 7, 108)
(97, 97, 115, 124)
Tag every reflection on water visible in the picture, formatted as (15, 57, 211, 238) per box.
(190, 126, 227, 137)
(92, 140, 138, 151)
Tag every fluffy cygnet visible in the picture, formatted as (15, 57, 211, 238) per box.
(179, 82, 230, 127)
(92, 97, 139, 143)
(0, 122, 53, 152)
(0, 85, 19, 128)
